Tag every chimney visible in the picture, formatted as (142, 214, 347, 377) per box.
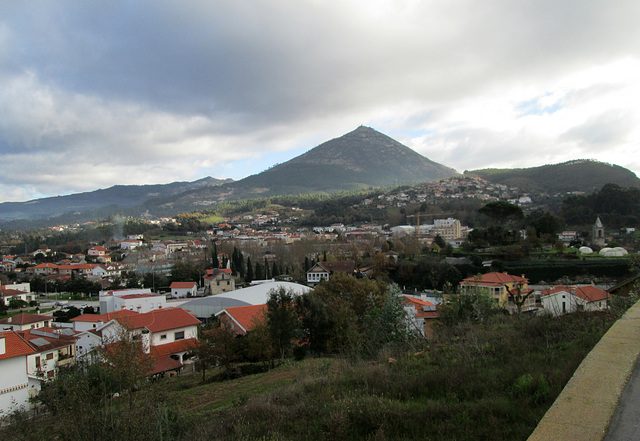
(0, 336, 5, 355)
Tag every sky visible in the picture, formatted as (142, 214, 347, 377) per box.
(1, 1, 640, 203)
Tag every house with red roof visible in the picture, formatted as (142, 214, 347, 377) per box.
(0, 313, 52, 331)
(18, 327, 78, 383)
(0, 282, 34, 306)
(170, 281, 198, 299)
(204, 268, 235, 295)
(101, 308, 200, 364)
(458, 272, 533, 311)
(216, 304, 266, 335)
(76, 308, 200, 377)
(402, 296, 439, 338)
(0, 330, 36, 418)
(540, 285, 610, 316)
(27, 262, 59, 276)
(87, 246, 110, 258)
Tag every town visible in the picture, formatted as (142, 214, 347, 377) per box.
(2, 172, 638, 440)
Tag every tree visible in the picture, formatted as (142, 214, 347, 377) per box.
(479, 201, 524, 224)
(360, 284, 412, 357)
(296, 291, 332, 354)
(529, 211, 562, 237)
(192, 331, 217, 382)
(255, 261, 264, 280)
(266, 287, 301, 360)
(98, 324, 154, 409)
(245, 257, 253, 283)
(212, 242, 220, 268)
(507, 281, 534, 316)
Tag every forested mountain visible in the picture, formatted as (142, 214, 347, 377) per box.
(2, 128, 639, 227)
(466, 160, 640, 194)
(0, 177, 232, 222)
(149, 126, 458, 212)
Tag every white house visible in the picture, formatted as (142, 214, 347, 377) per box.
(170, 281, 198, 299)
(0, 313, 53, 331)
(18, 328, 77, 384)
(101, 308, 200, 368)
(540, 285, 609, 316)
(99, 288, 166, 314)
(0, 282, 34, 306)
(119, 239, 143, 250)
(0, 331, 36, 418)
(306, 261, 356, 286)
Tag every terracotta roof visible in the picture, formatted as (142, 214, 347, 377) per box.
(148, 356, 183, 375)
(32, 263, 59, 269)
(541, 285, 609, 303)
(402, 297, 438, 318)
(116, 308, 201, 333)
(218, 304, 266, 333)
(170, 282, 198, 289)
(17, 328, 78, 352)
(0, 312, 51, 326)
(0, 288, 28, 298)
(150, 338, 198, 358)
(206, 268, 232, 276)
(0, 330, 36, 360)
(70, 309, 140, 323)
(119, 294, 154, 299)
(460, 272, 529, 287)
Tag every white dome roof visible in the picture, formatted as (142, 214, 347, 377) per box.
(578, 246, 593, 254)
(600, 247, 628, 257)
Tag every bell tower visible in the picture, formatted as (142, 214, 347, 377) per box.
(592, 216, 605, 247)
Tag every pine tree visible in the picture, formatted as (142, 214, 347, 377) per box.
(212, 243, 219, 268)
(245, 257, 253, 283)
(255, 261, 264, 280)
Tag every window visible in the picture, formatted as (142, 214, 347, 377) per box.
(46, 353, 54, 360)
(175, 331, 185, 341)
(160, 334, 167, 340)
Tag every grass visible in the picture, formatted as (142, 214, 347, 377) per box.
(2, 310, 619, 441)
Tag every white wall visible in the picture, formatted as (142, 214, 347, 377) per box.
(0, 356, 30, 418)
(150, 325, 198, 346)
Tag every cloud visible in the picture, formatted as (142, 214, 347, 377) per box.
(1, 0, 640, 201)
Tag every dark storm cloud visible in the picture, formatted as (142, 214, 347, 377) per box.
(1, 0, 639, 201)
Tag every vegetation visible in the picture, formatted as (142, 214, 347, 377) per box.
(3, 305, 622, 441)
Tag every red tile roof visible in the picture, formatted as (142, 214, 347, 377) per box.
(541, 285, 609, 303)
(70, 309, 140, 323)
(149, 356, 183, 375)
(17, 328, 78, 352)
(170, 282, 198, 289)
(119, 294, 154, 299)
(0, 330, 36, 360)
(0, 288, 28, 298)
(460, 272, 529, 287)
(0, 312, 51, 326)
(150, 338, 198, 357)
(116, 308, 200, 333)
(219, 304, 266, 334)
(402, 297, 439, 318)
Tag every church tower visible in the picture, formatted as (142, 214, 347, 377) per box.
(592, 216, 605, 247)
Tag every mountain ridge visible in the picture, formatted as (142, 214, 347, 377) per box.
(1, 127, 639, 225)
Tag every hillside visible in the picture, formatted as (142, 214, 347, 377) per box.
(466, 160, 640, 194)
(151, 126, 458, 211)
(0, 177, 232, 222)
